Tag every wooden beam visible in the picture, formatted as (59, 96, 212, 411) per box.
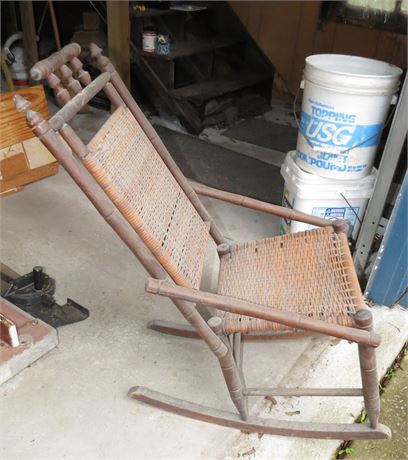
(19, 1, 38, 72)
(107, 1, 130, 89)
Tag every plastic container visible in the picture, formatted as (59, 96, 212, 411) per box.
(2, 32, 29, 88)
(296, 54, 402, 180)
(280, 151, 377, 240)
(142, 31, 157, 53)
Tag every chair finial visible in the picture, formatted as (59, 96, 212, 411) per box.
(89, 43, 114, 73)
(25, 109, 44, 128)
(13, 94, 31, 112)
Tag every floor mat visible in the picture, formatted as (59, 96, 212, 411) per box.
(155, 125, 284, 204)
(223, 118, 297, 152)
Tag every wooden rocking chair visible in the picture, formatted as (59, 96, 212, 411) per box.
(15, 43, 390, 440)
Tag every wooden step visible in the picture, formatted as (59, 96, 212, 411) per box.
(169, 73, 270, 104)
(131, 7, 175, 19)
(137, 37, 244, 61)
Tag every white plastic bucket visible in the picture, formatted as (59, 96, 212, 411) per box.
(280, 151, 377, 240)
(296, 54, 402, 180)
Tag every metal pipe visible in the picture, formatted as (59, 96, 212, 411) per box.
(145, 278, 381, 347)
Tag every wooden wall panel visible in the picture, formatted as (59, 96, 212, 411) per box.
(256, 2, 303, 83)
(107, 1, 130, 89)
(230, 0, 407, 94)
(246, 3, 264, 43)
(313, 21, 338, 54)
(331, 24, 381, 58)
(375, 31, 407, 69)
(229, 2, 250, 28)
(288, 1, 321, 93)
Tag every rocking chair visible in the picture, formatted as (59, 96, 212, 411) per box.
(15, 43, 390, 440)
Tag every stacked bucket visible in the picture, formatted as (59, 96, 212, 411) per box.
(280, 54, 402, 240)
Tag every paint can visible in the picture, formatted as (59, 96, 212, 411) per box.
(142, 31, 157, 53)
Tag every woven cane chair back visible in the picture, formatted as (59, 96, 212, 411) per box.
(84, 106, 210, 289)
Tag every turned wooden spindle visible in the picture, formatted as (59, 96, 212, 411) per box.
(47, 72, 71, 106)
(89, 43, 115, 74)
(69, 57, 92, 86)
(30, 43, 81, 81)
(354, 309, 380, 429)
(58, 64, 82, 95)
(70, 53, 124, 109)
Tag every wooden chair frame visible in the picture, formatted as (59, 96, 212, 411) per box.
(14, 43, 390, 440)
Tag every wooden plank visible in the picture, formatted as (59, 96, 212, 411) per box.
(130, 7, 175, 19)
(0, 143, 25, 162)
(107, 0, 130, 89)
(0, 187, 23, 197)
(170, 73, 269, 103)
(0, 153, 28, 179)
(23, 137, 56, 170)
(0, 313, 19, 347)
(0, 85, 50, 149)
(0, 162, 58, 193)
(18, 1, 38, 71)
(137, 37, 243, 61)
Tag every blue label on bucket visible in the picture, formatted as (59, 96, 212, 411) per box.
(311, 206, 360, 231)
(297, 150, 367, 173)
(299, 111, 383, 150)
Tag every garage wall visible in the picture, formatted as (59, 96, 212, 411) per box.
(230, 1, 407, 94)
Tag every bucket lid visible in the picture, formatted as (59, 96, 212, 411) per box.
(304, 54, 402, 95)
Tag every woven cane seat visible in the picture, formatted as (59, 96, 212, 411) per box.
(217, 227, 366, 334)
(84, 106, 210, 289)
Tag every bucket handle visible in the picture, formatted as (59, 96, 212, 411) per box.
(293, 85, 398, 155)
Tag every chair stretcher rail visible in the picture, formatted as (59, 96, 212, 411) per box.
(244, 387, 364, 397)
(145, 278, 381, 347)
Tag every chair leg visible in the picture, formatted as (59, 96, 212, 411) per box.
(355, 309, 380, 429)
(147, 301, 248, 421)
(208, 317, 248, 420)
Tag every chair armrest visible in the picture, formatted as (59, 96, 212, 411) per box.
(145, 278, 380, 348)
(189, 180, 348, 234)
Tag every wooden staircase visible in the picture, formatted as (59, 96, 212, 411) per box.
(130, 2, 274, 133)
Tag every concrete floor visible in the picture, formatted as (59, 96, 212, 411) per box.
(1, 106, 407, 460)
